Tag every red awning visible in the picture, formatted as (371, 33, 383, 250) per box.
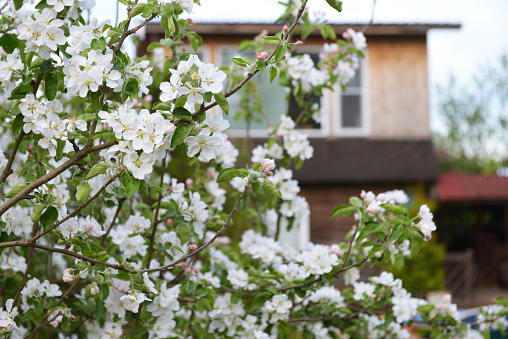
(435, 173, 508, 202)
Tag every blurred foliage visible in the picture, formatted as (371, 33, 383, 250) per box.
(433, 53, 508, 173)
(386, 183, 445, 296)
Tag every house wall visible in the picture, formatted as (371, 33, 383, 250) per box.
(301, 183, 407, 244)
(367, 36, 430, 140)
(168, 34, 430, 140)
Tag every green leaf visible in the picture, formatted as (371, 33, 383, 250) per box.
(40, 206, 59, 228)
(92, 129, 112, 139)
(76, 182, 91, 204)
(90, 90, 102, 110)
(356, 223, 382, 243)
(0, 34, 20, 54)
(231, 57, 248, 67)
(269, 65, 278, 83)
(331, 205, 356, 217)
(153, 102, 173, 111)
(176, 223, 191, 243)
(213, 92, 229, 115)
(160, 15, 175, 38)
(6, 182, 29, 198)
(274, 44, 287, 63)
(77, 113, 96, 121)
(196, 299, 212, 312)
(325, 0, 343, 12)
(11, 114, 24, 135)
(85, 163, 109, 180)
(141, 3, 155, 18)
(349, 197, 362, 207)
(121, 172, 140, 197)
(494, 296, 508, 307)
(130, 3, 146, 17)
(186, 32, 202, 51)
(13, 0, 23, 10)
(173, 107, 192, 121)
(410, 232, 424, 257)
(263, 179, 281, 198)
(124, 78, 139, 98)
(61, 316, 70, 331)
(381, 203, 406, 215)
(139, 180, 148, 196)
(170, 123, 191, 148)
(175, 94, 187, 108)
(216, 168, 249, 183)
(31, 204, 44, 222)
(387, 224, 405, 243)
(44, 72, 59, 101)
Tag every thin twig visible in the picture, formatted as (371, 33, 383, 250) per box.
(100, 197, 125, 246)
(145, 156, 166, 268)
(189, 0, 309, 121)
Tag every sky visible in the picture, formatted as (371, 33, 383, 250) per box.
(91, 0, 508, 132)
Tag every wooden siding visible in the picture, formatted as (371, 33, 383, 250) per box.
(301, 183, 405, 244)
(367, 36, 430, 140)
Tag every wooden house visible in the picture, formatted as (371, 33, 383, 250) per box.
(139, 20, 459, 246)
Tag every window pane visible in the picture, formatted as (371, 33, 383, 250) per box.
(346, 65, 361, 88)
(289, 52, 321, 129)
(341, 95, 362, 128)
(221, 49, 287, 130)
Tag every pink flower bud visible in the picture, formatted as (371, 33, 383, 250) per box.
(296, 40, 303, 46)
(28, 154, 33, 159)
(211, 204, 215, 210)
(206, 279, 212, 284)
(181, 262, 186, 267)
(144, 94, 152, 103)
(185, 267, 191, 273)
(187, 18, 194, 24)
(27, 144, 34, 151)
(117, 154, 122, 158)
(90, 284, 99, 295)
(361, 190, 366, 199)
(63, 268, 73, 282)
(377, 193, 385, 202)
(283, 24, 289, 31)
(389, 200, 395, 204)
(193, 268, 198, 273)
(256, 51, 269, 61)
(188, 244, 197, 250)
(425, 234, 432, 241)
(185, 178, 193, 187)
(169, 185, 173, 191)
(374, 251, 381, 258)
(165, 218, 173, 226)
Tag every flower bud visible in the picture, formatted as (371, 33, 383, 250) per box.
(256, 51, 269, 61)
(296, 40, 303, 46)
(188, 244, 197, 250)
(28, 154, 33, 159)
(185, 267, 191, 273)
(374, 251, 381, 258)
(377, 193, 385, 202)
(63, 268, 73, 282)
(165, 218, 173, 226)
(90, 284, 99, 295)
(187, 18, 194, 24)
(181, 262, 186, 267)
(145, 94, 153, 103)
(185, 178, 193, 187)
(283, 24, 288, 31)
(27, 143, 34, 151)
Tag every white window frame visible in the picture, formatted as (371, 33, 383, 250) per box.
(331, 52, 370, 137)
(215, 44, 329, 138)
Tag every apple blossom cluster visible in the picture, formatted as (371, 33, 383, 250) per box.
(252, 116, 314, 164)
(159, 54, 226, 113)
(1, 0, 507, 338)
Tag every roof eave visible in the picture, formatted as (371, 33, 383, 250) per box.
(145, 22, 461, 36)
